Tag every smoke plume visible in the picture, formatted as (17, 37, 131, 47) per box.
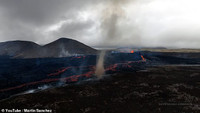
(95, 51, 106, 78)
(101, 0, 130, 44)
(95, 0, 129, 78)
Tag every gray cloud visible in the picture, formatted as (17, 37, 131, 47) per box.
(0, 0, 97, 26)
(0, 0, 99, 44)
(0, 0, 199, 48)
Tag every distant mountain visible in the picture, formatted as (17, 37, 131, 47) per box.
(141, 47, 167, 49)
(0, 41, 41, 57)
(0, 38, 97, 58)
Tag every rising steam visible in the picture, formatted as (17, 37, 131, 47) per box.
(95, 0, 129, 78)
(95, 51, 106, 78)
(101, 0, 129, 43)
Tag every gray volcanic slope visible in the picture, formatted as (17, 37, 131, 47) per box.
(0, 38, 97, 58)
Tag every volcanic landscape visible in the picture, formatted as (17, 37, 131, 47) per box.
(0, 38, 200, 113)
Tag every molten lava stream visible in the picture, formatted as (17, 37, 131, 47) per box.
(0, 55, 146, 92)
(48, 65, 95, 77)
(141, 55, 146, 61)
(48, 67, 70, 76)
(0, 70, 95, 92)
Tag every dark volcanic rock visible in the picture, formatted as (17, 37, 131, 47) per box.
(0, 52, 145, 100)
(0, 66, 199, 113)
(0, 38, 97, 58)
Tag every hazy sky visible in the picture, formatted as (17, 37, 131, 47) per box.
(0, 0, 200, 48)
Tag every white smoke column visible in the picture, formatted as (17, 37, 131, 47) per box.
(101, 0, 130, 44)
(95, 51, 106, 78)
(95, 0, 130, 78)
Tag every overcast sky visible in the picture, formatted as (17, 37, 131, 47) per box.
(0, 0, 200, 48)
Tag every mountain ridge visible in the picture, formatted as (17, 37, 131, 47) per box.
(0, 38, 97, 58)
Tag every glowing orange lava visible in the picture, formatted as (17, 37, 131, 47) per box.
(48, 67, 70, 76)
(141, 55, 146, 61)
(0, 56, 146, 92)
(0, 70, 95, 92)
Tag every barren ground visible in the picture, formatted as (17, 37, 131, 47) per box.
(0, 65, 200, 113)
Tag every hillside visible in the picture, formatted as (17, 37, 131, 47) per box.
(0, 38, 97, 58)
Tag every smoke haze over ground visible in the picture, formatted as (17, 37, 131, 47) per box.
(0, 0, 200, 48)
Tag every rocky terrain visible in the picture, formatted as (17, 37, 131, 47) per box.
(0, 42, 200, 113)
(0, 65, 199, 113)
(0, 52, 145, 100)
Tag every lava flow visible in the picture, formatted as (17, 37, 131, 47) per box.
(0, 53, 146, 93)
(141, 55, 146, 61)
(0, 69, 95, 92)
(48, 67, 70, 76)
(48, 65, 95, 77)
